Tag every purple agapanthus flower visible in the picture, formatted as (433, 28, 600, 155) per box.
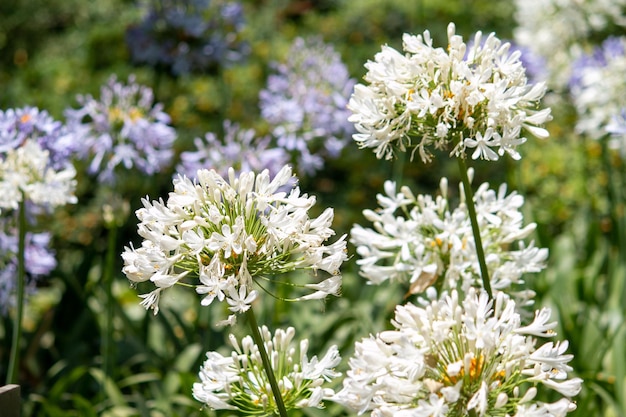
(125, 0, 249, 76)
(65, 75, 177, 183)
(0, 106, 77, 170)
(569, 36, 626, 142)
(0, 224, 56, 314)
(569, 37, 625, 91)
(177, 120, 289, 179)
(259, 37, 356, 175)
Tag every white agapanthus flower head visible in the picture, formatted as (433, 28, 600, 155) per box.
(333, 288, 582, 417)
(0, 139, 77, 210)
(350, 175, 546, 306)
(348, 22, 551, 162)
(193, 326, 341, 414)
(121, 165, 347, 321)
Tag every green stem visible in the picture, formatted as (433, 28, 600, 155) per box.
(457, 157, 493, 299)
(6, 198, 26, 384)
(102, 225, 118, 390)
(393, 148, 406, 186)
(601, 139, 626, 258)
(245, 307, 289, 417)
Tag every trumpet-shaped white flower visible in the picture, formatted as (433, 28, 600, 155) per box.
(122, 165, 347, 319)
(348, 22, 550, 162)
(193, 326, 341, 414)
(332, 289, 582, 416)
(351, 176, 546, 305)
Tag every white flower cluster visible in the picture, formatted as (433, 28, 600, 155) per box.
(333, 289, 582, 417)
(351, 177, 546, 303)
(193, 326, 341, 414)
(122, 165, 347, 320)
(348, 22, 551, 162)
(513, 0, 626, 90)
(0, 140, 77, 210)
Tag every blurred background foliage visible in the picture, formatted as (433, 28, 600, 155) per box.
(0, 0, 624, 416)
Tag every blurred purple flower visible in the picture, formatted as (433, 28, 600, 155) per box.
(259, 37, 356, 175)
(177, 120, 289, 179)
(0, 106, 77, 170)
(125, 0, 249, 76)
(65, 75, 177, 183)
(569, 36, 625, 91)
(568, 36, 626, 144)
(0, 223, 56, 314)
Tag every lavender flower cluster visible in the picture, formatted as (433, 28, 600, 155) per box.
(0, 74, 178, 313)
(176, 120, 289, 180)
(569, 36, 626, 155)
(0, 107, 77, 170)
(259, 37, 356, 174)
(65, 75, 177, 184)
(125, 0, 249, 76)
(0, 227, 56, 313)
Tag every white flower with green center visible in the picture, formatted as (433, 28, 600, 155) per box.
(348, 22, 551, 162)
(350, 176, 545, 305)
(193, 326, 341, 415)
(0, 140, 77, 210)
(333, 288, 582, 417)
(122, 165, 347, 319)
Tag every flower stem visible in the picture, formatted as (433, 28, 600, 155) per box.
(102, 225, 118, 391)
(245, 307, 289, 417)
(6, 198, 26, 384)
(457, 157, 493, 299)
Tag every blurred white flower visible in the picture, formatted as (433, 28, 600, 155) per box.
(0, 140, 77, 210)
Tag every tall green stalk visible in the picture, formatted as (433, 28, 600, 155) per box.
(245, 307, 289, 417)
(102, 224, 118, 390)
(6, 198, 26, 384)
(457, 157, 493, 299)
(601, 139, 626, 258)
